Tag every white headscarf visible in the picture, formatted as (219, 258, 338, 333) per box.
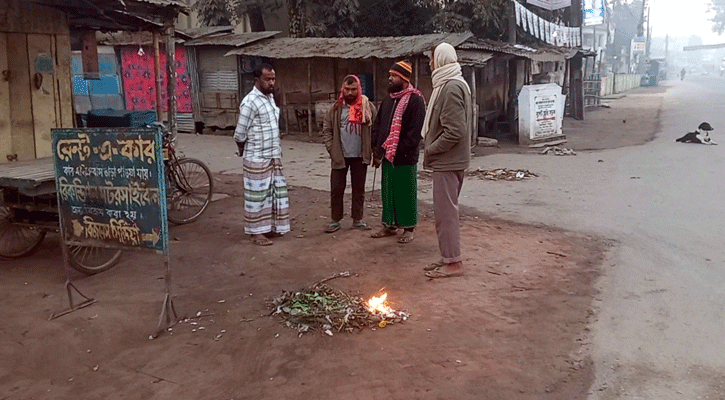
(421, 42, 471, 139)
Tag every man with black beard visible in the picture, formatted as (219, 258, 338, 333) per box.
(370, 60, 426, 244)
(233, 63, 290, 246)
(322, 74, 377, 232)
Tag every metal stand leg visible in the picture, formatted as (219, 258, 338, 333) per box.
(49, 242, 96, 320)
(151, 256, 178, 338)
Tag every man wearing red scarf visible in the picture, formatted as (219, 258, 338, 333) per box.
(370, 60, 426, 244)
(322, 75, 377, 232)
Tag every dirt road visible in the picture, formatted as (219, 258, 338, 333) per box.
(0, 86, 667, 399)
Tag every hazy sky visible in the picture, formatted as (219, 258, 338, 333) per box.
(649, 0, 722, 41)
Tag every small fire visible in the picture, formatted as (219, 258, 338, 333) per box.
(366, 293, 393, 314)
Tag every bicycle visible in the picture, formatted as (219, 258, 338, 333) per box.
(0, 126, 214, 274)
(161, 126, 214, 225)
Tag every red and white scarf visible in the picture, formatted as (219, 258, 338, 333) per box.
(382, 86, 423, 162)
(333, 75, 372, 134)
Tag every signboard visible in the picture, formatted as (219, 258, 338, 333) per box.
(527, 0, 571, 11)
(632, 37, 646, 53)
(52, 128, 168, 254)
(518, 83, 567, 146)
(533, 95, 558, 138)
(583, 0, 605, 26)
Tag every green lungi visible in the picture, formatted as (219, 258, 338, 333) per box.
(381, 160, 417, 229)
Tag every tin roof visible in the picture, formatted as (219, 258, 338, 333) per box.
(96, 26, 238, 46)
(456, 50, 495, 67)
(459, 38, 592, 62)
(30, 0, 187, 31)
(185, 31, 281, 47)
(225, 32, 474, 59)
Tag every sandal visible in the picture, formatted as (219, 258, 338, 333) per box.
(371, 227, 397, 238)
(398, 230, 414, 244)
(325, 221, 341, 233)
(423, 259, 445, 271)
(352, 221, 371, 230)
(250, 235, 273, 246)
(425, 268, 464, 279)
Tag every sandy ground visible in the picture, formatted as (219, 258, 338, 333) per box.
(0, 87, 666, 399)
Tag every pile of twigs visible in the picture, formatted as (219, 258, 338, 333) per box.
(270, 273, 409, 336)
(467, 167, 539, 181)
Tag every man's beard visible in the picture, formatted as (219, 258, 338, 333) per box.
(260, 87, 274, 95)
(344, 95, 357, 104)
(387, 82, 404, 93)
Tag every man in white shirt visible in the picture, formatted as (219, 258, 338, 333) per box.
(234, 63, 290, 246)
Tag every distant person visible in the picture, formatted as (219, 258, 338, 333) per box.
(680, 68, 686, 81)
(370, 60, 426, 244)
(321, 75, 377, 232)
(234, 63, 290, 246)
(421, 43, 471, 279)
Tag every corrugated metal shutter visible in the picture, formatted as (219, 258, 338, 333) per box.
(200, 71, 238, 91)
(177, 113, 194, 133)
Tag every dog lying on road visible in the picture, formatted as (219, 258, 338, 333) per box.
(676, 122, 717, 145)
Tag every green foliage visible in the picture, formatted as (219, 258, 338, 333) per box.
(195, 0, 436, 37)
(193, 0, 233, 26)
(418, 0, 508, 40)
(354, 0, 436, 37)
(709, 0, 725, 34)
(306, 0, 360, 37)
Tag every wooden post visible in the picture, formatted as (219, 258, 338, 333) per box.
(414, 57, 419, 88)
(165, 22, 177, 136)
(307, 60, 312, 136)
(508, 1, 517, 44)
(153, 31, 163, 123)
(372, 58, 377, 102)
(470, 67, 477, 146)
(570, 0, 584, 120)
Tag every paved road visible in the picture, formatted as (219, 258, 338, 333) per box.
(179, 76, 724, 398)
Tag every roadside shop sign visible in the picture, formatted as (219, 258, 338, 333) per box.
(51, 127, 168, 254)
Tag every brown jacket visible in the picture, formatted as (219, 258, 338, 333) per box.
(423, 79, 472, 172)
(322, 98, 377, 170)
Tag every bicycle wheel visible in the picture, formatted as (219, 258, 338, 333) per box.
(167, 158, 213, 224)
(68, 245, 122, 275)
(0, 206, 46, 259)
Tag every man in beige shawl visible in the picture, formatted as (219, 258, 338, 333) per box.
(422, 42, 472, 279)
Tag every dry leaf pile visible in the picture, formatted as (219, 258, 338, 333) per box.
(467, 167, 539, 181)
(270, 276, 409, 336)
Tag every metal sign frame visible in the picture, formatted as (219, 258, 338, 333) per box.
(50, 127, 176, 335)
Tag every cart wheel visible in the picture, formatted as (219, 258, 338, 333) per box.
(68, 245, 122, 275)
(0, 206, 46, 259)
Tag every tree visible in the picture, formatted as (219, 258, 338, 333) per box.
(419, 0, 569, 42)
(709, 0, 725, 34)
(353, 0, 436, 37)
(420, 0, 509, 40)
(194, 0, 234, 26)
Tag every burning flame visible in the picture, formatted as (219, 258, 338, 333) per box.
(366, 293, 392, 314)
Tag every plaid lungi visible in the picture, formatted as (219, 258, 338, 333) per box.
(243, 158, 290, 235)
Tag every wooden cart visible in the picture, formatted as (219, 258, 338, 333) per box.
(0, 158, 122, 274)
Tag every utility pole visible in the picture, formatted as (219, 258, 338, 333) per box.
(665, 34, 669, 61)
(570, 0, 584, 120)
(645, 5, 651, 60)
